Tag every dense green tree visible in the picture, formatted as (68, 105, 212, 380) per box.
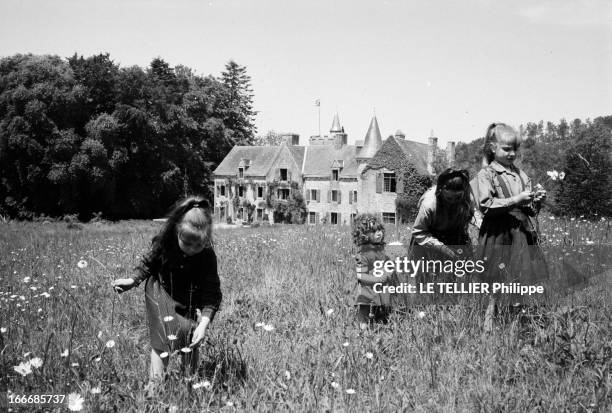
(221, 60, 256, 145)
(0, 53, 257, 219)
(555, 117, 612, 217)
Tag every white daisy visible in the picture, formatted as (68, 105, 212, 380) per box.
(67, 393, 84, 411)
(167, 334, 177, 341)
(29, 357, 43, 368)
(77, 260, 88, 269)
(105, 340, 115, 348)
(163, 316, 174, 322)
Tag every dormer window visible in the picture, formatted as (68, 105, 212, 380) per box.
(332, 169, 339, 181)
(238, 167, 244, 179)
(280, 168, 288, 181)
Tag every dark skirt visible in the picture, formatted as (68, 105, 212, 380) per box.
(145, 276, 198, 352)
(477, 214, 549, 304)
(406, 232, 472, 306)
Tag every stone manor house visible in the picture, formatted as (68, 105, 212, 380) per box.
(212, 114, 456, 225)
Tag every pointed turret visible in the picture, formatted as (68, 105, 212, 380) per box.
(330, 112, 342, 133)
(357, 116, 383, 159)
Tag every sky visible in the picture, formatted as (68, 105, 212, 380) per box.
(0, 0, 610, 146)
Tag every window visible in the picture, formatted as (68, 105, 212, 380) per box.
(257, 186, 263, 198)
(382, 212, 396, 224)
(330, 212, 338, 225)
(238, 185, 245, 197)
(332, 169, 339, 181)
(278, 188, 290, 200)
(280, 168, 288, 181)
(309, 212, 316, 224)
(219, 207, 226, 219)
(238, 167, 244, 179)
(220, 185, 226, 196)
(331, 190, 338, 202)
(349, 190, 357, 204)
(383, 173, 396, 193)
(350, 213, 356, 223)
(310, 189, 318, 201)
(256, 208, 263, 220)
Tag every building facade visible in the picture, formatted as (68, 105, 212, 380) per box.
(212, 113, 455, 224)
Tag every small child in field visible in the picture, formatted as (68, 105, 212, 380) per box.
(475, 123, 548, 330)
(111, 196, 222, 389)
(351, 213, 394, 329)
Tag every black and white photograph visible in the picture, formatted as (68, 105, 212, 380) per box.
(1, 0, 611, 411)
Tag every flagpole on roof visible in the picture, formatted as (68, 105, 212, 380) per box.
(315, 98, 321, 138)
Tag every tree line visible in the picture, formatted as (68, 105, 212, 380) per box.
(0, 53, 256, 219)
(453, 117, 612, 218)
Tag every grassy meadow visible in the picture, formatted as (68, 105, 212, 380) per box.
(1, 216, 611, 412)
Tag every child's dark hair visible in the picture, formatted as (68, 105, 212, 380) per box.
(435, 168, 474, 226)
(483, 122, 521, 165)
(150, 196, 213, 272)
(351, 213, 385, 246)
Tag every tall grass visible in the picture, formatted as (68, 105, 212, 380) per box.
(1, 216, 610, 412)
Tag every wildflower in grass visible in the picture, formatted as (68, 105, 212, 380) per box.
(23, 276, 31, 283)
(558, 172, 565, 180)
(60, 349, 69, 357)
(546, 170, 558, 180)
(37, 308, 42, 313)
(0, 327, 6, 333)
(365, 352, 373, 359)
(159, 352, 169, 359)
(498, 263, 505, 270)
(97, 331, 102, 339)
(23, 352, 31, 357)
(417, 311, 426, 319)
(71, 362, 79, 367)
(254, 322, 264, 328)
(343, 341, 349, 347)
(331, 381, 340, 389)
(30, 357, 43, 368)
(263, 324, 275, 331)
(105, 340, 115, 348)
(14, 361, 32, 376)
(94, 357, 101, 362)
(284, 370, 291, 380)
(192, 380, 211, 390)
(67, 393, 84, 411)
(70, 285, 77, 289)
(167, 334, 177, 341)
(326, 308, 334, 316)
(77, 260, 88, 269)
(226, 401, 234, 407)
(346, 388, 356, 394)
(90, 387, 101, 394)
(163, 316, 174, 322)
(180, 347, 192, 353)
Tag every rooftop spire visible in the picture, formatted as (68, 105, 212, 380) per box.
(330, 112, 342, 133)
(358, 115, 382, 159)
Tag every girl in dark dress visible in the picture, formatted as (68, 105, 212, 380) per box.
(474, 123, 547, 331)
(408, 169, 474, 305)
(112, 197, 222, 386)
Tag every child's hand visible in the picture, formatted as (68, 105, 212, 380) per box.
(112, 278, 135, 293)
(514, 190, 534, 205)
(533, 189, 547, 202)
(190, 322, 207, 348)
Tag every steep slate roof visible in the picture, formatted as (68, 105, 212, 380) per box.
(364, 136, 430, 175)
(287, 145, 305, 169)
(395, 138, 430, 174)
(213, 146, 280, 177)
(302, 144, 359, 178)
(357, 116, 382, 159)
(330, 113, 342, 132)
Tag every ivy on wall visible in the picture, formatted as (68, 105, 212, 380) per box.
(362, 138, 433, 223)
